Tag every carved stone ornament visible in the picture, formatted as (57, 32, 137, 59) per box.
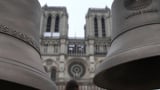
(0, 24, 40, 53)
(68, 62, 86, 79)
(124, 0, 152, 10)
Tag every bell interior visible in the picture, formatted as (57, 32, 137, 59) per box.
(100, 56, 160, 90)
(0, 79, 39, 90)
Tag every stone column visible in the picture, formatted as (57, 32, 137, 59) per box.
(58, 55, 65, 81)
(85, 17, 89, 39)
(86, 15, 94, 39)
(105, 16, 111, 37)
(60, 39, 67, 54)
(42, 13, 47, 35)
(51, 15, 55, 34)
(98, 16, 102, 38)
(60, 14, 68, 38)
(88, 40, 94, 55)
(88, 40, 95, 78)
(58, 39, 67, 80)
(89, 56, 95, 78)
(40, 13, 44, 36)
(85, 41, 89, 55)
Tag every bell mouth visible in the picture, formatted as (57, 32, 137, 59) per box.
(0, 79, 38, 90)
(0, 57, 56, 90)
(94, 56, 160, 90)
(94, 24, 160, 90)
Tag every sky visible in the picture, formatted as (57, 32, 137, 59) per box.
(38, 0, 114, 38)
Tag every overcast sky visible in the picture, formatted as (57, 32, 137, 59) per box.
(38, 0, 114, 38)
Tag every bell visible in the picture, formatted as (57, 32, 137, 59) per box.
(94, 0, 160, 90)
(0, 0, 56, 90)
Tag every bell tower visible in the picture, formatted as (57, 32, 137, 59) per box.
(40, 5, 69, 81)
(85, 7, 112, 78)
(85, 7, 111, 39)
(40, 5, 68, 39)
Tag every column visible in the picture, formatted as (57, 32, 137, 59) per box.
(60, 14, 68, 38)
(40, 13, 44, 36)
(88, 40, 94, 55)
(106, 16, 111, 37)
(98, 16, 102, 38)
(58, 38, 66, 81)
(60, 39, 67, 54)
(89, 56, 95, 78)
(58, 55, 65, 81)
(51, 14, 55, 34)
(86, 15, 94, 39)
(86, 17, 90, 39)
(41, 13, 47, 36)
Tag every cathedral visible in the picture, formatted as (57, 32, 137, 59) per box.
(40, 5, 111, 90)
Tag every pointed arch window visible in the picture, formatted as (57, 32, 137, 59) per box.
(51, 67, 56, 81)
(101, 17, 106, 37)
(94, 16, 98, 37)
(55, 15, 60, 32)
(46, 15, 52, 32)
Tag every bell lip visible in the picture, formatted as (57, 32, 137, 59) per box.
(94, 44, 160, 89)
(0, 57, 57, 90)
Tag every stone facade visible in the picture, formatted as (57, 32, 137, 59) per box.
(40, 5, 111, 90)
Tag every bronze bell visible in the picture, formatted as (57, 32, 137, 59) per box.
(94, 0, 160, 90)
(0, 0, 56, 90)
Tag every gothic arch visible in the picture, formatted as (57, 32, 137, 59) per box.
(45, 59, 53, 65)
(101, 16, 106, 37)
(55, 14, 60, 32)
(50, 66, 57, 81)
(67, 58, 88, 66)
(46, 14, 52, 32)
(43, 59, 58, 70)
(94, 16, 98, 37)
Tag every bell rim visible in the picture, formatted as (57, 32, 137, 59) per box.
(94, 43, 160, 89)
(0, 57, 57, 90)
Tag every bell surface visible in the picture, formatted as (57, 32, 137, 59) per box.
(0, 0, 56, 90)
(94, 0, 160, 90)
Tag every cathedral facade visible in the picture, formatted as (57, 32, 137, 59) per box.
(40, 5, 111, 90)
